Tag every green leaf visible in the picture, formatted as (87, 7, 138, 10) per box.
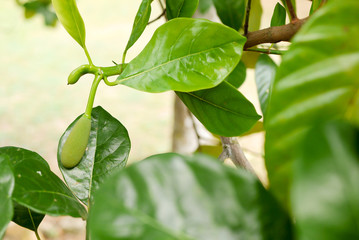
(0, 147, 87, 219)
(255, 54, 277, 116)
(226, 61, 246, 88)
(247, 0, 262, 32)
(310, 0, 323, 14)
(198, 0, 212, 14)
(12, 202, 45, 231)
(348, 92, 359, 127)
(265, 0, 359, 207)
(58, 106, 131, 206)
(88, 153, 293, 240)
(117, 18, 246, 93)
(166, 0, 199, 20)
(124, 0, 153, 56)
(271, 3, 286, 27)
(292, 121, 359, 239)
(212, 0, 246, 30)
(177, 81, 261, 137)
(241, 51, 260, 69)
(0, 156, 14, 238)
(52, 0, 86, 48)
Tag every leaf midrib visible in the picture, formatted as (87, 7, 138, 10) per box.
(117, 41, 239, 84)
(16, 189, 78, 202)
(184, 89, 259, 119)
(68, 0, 85, 47)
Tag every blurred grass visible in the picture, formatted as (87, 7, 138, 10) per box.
(0, 0, 173, 174)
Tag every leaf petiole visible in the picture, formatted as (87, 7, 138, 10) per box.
(83, 45, 94, 66)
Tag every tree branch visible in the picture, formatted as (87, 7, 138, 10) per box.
(219, 137, 256, 174)
(243, 0, 252, 36)
(286, 0, 297, 21)
(244, 17, 308, 49)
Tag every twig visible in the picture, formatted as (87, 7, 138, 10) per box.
(187, 109, 201, 148)
(244, 17, 307, 49)
(148, 9, 166, 25)
(286, 0, 297, 21)
(158, 0, 168, 21)
(219, 137, 256, 175)
(243, 0, 252, 36)
(245, 47, 285, 55)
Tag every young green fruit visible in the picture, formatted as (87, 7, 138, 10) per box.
(61, 115, 91, 168)
(67, 64, 98, 85)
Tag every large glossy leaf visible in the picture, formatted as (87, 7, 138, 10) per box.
(58, 106, 131, 206)
(12, 201, 45, 231)
(88, 153, 293, 240)
(226, 61, 246, 89)
(212, 0, 246, 30)
(271, 3, 286, 27)
(0, 156, 14, 238)
(265, 0, 359, 207)
(166, 0, 199, 20)
(292, 121, 359, 239)
(310, 0, 323, 14)
(255, 54, 277, 117)
(0, 147, 87, 219)
(52, 0, 86, 48)
(124, 0, 153, 56)
(117, 18, 246, 93)
(177, 81, 260, 137)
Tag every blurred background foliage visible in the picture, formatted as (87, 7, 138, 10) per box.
(16, 0, 57, 26)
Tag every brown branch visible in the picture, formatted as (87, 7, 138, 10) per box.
(219, 137, 256, 175)
(243, 0, 252, 36)
(286, 0, 297, 21)
(244, 17, 308, 49)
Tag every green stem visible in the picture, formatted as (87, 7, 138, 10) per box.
(28, 208, 41, 240)
(245, 47, 285, 55)
(102, 76, 117, 86)
(121, 51, 127, 72)
(101, 64, 127, 77)
(83, 45, 94, 66)
(84, 74, 102, 118)
(34, 229, 41, 240)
